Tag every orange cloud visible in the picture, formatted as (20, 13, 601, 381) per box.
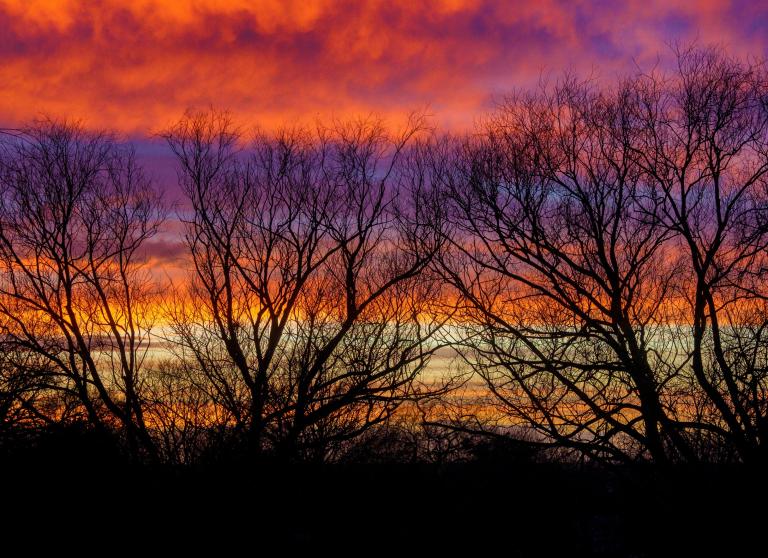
(0, 0, 765, 135)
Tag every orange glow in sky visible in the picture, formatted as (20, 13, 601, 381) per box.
(1, 0, 766, 135)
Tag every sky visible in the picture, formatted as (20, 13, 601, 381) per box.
(1, 0, 767, 269)
(1, 0, 767, 136)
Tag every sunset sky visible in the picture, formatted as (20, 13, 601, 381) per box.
(3, 1, 768, 487)
(1, 0, 767, 268)
(1, 0, 766, 136)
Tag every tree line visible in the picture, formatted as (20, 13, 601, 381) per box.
(1, 46, 767, 465)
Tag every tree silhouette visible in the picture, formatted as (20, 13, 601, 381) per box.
(435, 46, 768, 463)
(0, 46, 765, 468)
(162, 111, 453, 461)
(0, 120, 165, 460)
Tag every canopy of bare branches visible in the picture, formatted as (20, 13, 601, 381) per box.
(1, 46, 767, 466)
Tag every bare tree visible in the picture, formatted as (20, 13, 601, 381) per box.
(630, 46, 768, 461)
(162, 111, 452, 461)
(436, 79, 683, 463)
(142, 357, 236, 465)
(437, 46, 768, 464)
(0, 120, 165, 460)
(0, 325, 53, 434)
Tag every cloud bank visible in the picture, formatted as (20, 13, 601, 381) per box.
(0, 0, 765, 133)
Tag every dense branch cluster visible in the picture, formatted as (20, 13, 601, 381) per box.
(1, 46, 767, 465)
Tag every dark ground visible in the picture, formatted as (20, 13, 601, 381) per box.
(1, 430, 765, 556)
